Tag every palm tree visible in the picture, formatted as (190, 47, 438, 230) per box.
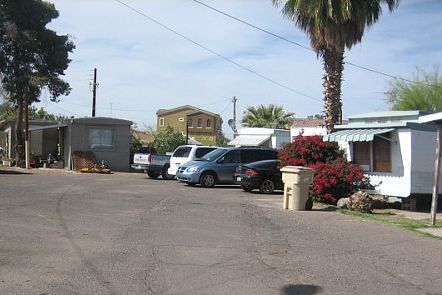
(273, 0, 399, 133)
(241, 104, 294, 129)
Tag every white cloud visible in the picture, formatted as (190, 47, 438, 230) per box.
(38, 0, 442, 137)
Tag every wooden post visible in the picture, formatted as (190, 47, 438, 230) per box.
(24, 94, 30, 169)
(431, 124, 442, 225)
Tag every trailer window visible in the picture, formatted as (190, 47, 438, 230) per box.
(89, 128, 114, 150)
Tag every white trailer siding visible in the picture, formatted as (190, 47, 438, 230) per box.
(338, 130, 412, 197)
(410, 129, 442, 194)
(291, 126, 326, 139)
(367, 129, 411, 197)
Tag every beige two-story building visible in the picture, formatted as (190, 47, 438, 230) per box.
(156, 105, 223, 145)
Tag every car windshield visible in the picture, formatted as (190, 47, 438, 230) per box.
(172, 146, 192, 158)
(200, 148, 227, 162)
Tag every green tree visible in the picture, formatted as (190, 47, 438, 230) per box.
(0, 0, 74, 163)
(216, 132, 230, 147)
(385, 67, 442, 112)
(0, 100, 14, 121)
(241, 104, 294, 129)
(130, 133, 143, 154)
(28, 106, 69, 121)
(154, 126, 186, 154)
(1, 103, 68, 122)
(273, 0, 399, 132)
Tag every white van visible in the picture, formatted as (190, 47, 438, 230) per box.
(168, 145, 218, 176)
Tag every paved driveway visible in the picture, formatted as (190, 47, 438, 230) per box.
(0, 171, 441, 295)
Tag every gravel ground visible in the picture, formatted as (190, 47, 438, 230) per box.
(0, 170, 441, 295)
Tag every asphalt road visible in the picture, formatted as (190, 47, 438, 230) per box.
(0, 170, 441, 295)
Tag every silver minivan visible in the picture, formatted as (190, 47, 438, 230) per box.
(167, 145, 218, 176)
(176, 147, 279, 187)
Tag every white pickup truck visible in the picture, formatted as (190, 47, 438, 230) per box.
(131, 153, 173, 179)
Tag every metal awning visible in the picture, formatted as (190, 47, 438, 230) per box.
(28, 124, 68, 132)
(228, 135, 270, 146)
(323, 128, 394, 142)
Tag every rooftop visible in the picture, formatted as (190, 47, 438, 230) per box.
(156, 105, 221, 118)
(348, 110, 429, 120)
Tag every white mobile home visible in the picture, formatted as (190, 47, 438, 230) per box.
(291, 118, 327, 139)
(228, 128, 290, 149)
(323, 111, 441, 205)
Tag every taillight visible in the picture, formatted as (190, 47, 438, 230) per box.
(148, 154, 152, 163)
(244, 169, 258, 176)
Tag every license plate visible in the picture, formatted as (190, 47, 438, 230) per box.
(236, 176, 242, 182)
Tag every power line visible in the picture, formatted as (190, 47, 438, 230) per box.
(191, 0, 434, 87)
(113, 0, 322, 103)
(59, 97, 231, 113)
(192, 0, 311, 52)
(47, 101, 82, 117)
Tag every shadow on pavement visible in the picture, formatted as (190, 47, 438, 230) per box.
(311, 206, 338, 212)
(249, 190, 284, 196)
(194, 185, 240, 190)
(0, 169, 30, 175)
(281, 284, 322, 295)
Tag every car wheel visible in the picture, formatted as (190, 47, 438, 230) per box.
(259, 179, 275, 194)
(147, 171, 160, 179)
(241, 185, 253, 192)
(200, 172, 216, 188)
(162, 165, 174, 180)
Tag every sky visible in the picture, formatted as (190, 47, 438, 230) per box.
(35, 0, 442, 138)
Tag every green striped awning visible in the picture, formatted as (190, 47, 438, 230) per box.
(323, 128, 394, 142)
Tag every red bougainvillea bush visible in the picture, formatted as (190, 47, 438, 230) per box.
(279, 135, 344, 167)
(309, 159, 366, 204)
(279, 135, 372, 204)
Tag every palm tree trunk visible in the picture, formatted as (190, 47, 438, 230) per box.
(322, 48, 344, 133)
(15, 98, 24, 165)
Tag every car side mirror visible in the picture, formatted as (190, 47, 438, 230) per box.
(217, 157, 225, 164)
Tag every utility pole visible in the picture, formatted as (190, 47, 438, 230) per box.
(92, 68, 97, 117)
(232, 96, 238, 137)
(186, 115, 189, 144)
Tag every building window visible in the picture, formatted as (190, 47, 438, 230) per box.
(373, 136, 391, 172)
(352, 134, 391, 173)
(206, 119, 211, 128)
(89, 128, 114, 150)
(159, 118, 164, 127)
(197, 119, 202, 128)
(188, 119, 193, 128)
(353, 141, 371, 171)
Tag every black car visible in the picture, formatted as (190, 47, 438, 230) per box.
(233, 159, 283, 194)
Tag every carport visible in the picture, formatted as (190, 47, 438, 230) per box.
(28, 123, 67, 166)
